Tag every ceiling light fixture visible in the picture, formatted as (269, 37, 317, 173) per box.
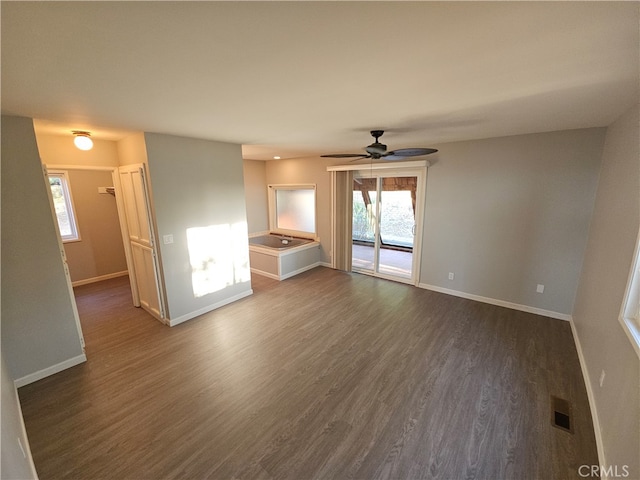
(273, 156, 281, 160)
(72, 130, 93, 151)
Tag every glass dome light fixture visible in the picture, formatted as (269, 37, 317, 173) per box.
(72, 130, 93, 151)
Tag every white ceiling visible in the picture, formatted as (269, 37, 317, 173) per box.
(2, 2, 638, 160)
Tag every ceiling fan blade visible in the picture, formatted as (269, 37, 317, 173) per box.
(385, 148, 438, 157)
(320, 153, 367, 158)
(349, 155, 372, 162)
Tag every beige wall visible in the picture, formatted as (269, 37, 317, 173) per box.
(572, 105, 640, 476)
(36, 133, 128, 283)
(117, 132, 149, 166)
(36, 133, 120, 167)
(62, 170, 128, 282)
(243, 159, 269, 234)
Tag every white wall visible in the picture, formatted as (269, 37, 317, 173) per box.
(1, 353, 38, 480)
(243, 160, 269, 234)
(144, 132, 252, 323)
(572, 105, 640, 477)
(1, 115, 85, 382)
(420, 128, 605, 316)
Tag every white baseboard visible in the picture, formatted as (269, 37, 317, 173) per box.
(72, 270, 128, 287)
(569, 317, 606, 468)
(14, 354, 87, 388)
(417, 283, 571, 321)
(168, 289, 253, 327)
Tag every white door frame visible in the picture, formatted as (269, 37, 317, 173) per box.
(118, 163, 166, 321)
(41, 164, 86, 352)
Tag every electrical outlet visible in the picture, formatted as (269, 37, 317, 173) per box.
(163, 234, 174, 245)
(599, 370, 605, 388)
(448, 272, 455, 280)
(536, 284, 545, 293)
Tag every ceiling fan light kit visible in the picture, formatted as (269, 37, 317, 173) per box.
(321, 130, 437, 161)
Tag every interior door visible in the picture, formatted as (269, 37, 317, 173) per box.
(118, 164, 165, 320)
(351, 170, 424, 285)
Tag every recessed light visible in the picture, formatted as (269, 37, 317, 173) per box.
(273, 156, 281, 160)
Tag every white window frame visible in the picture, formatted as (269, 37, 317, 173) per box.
(268, 184, 317, 240)
(620, 226, 640, 358)
(48, 170, 81, 242)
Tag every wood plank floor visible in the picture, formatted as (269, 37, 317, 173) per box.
(18, 267, 599, 480)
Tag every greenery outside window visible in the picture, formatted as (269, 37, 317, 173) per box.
(48, 171, 80, 242)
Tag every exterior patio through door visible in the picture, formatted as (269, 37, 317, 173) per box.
(351, 169, 425, 285)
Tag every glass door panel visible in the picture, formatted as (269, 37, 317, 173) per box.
(352, 176, 378, 273)
(377, 177, 416, 279)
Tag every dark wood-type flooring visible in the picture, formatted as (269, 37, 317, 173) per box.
(18, 267, 598, 479)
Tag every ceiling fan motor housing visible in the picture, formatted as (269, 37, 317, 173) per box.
(366, 142, 387, 155)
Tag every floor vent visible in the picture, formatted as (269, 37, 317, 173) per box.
(551, 395, 573, 433)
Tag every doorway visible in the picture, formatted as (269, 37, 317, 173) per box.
(351, 170, 425, 285)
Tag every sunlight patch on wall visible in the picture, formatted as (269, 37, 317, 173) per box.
(186, 222, 250, 298)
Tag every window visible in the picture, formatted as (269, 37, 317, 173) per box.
(48, 171, 80, 242)
(621, 227, 640, 357)
(268, 184, 316, 238)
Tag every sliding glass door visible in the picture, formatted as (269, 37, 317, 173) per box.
(351, 170, 424, 284)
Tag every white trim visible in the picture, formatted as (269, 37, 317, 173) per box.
(618, 226, 640, 358)
(168, 289, 253, 327)
(44, 164, 117, 172)
(71, 270, 129, 287)
(14, 354, 87, 388)
(267, 184, 318, 239)
(327, 159, 430, 172)
(569, 318, 606, 468)
(417, 283, 571, 321)
(355, 267, 415, 286)
(620, 317, 640, 358)
(330, 171, 336, 269)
